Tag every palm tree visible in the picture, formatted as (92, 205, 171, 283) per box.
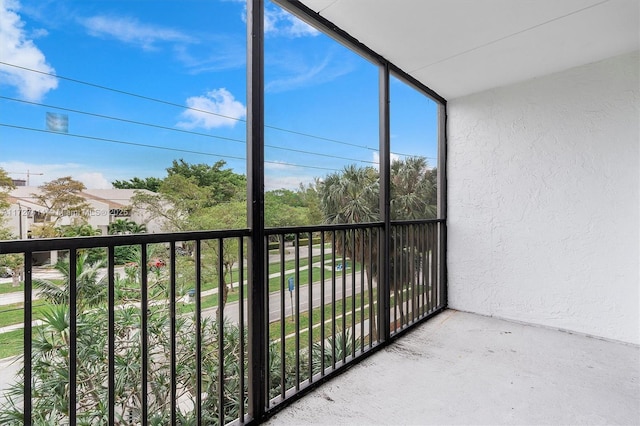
(318, 165, 380, 339)
(34, 252, 107, 310)
(317, 157, 437, 333)
(390, 156, 437, 220)
(108, 218, 146, 235)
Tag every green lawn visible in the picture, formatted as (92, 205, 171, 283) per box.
(0, 328, 26, 359)
(0, 302, 50, 328)
(0, 281, 24, 295)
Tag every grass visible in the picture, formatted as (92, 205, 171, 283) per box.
(0, 328, 25, 359)
(0, 281, 24, 295)
(0, 302, 50, 328)
(0, 251, 375, 360)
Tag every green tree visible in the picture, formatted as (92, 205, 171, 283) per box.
(317, 157, 437, 330)
(31, 176, 90, 227)
(112, 176, 163, 192)
(130, 160, 247, 233)
(190, 201, 246, 308)
(0, 255, 248, 425)
(34, 253, 107, 310)
(166, 159, 246, 205)
(390, 157, 437, 220)
(108, 219, 146, 238)
(0, 168, 14, 213)
(264, 187, 322, 228)
(0, 169, 23, 287)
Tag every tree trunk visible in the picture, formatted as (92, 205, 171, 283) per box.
(11, 268, 20, 287)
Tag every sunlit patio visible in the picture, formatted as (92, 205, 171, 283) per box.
(267, 310, 640, 425)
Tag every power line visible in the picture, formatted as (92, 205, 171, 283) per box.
(1, 96, 246, 144)
(0, 96, 377, 165)
(0, 123, 341, 172)
(0, 62, 436, 160)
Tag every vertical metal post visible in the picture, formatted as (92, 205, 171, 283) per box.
(351, 229, 356, 358)
(340, 231, 346, 361)
(108, 247, 115, 425)
(169, 242, 177, 425)
(438, 103, 448, 308)
(140, 244, 148, 424)
(307, 233, 313, 383)
(23, 251, 32, 426)
(379, 62, 391, 342)
(247, 0, 266, 420)
(320, 231, 326, 374)
(194, 240, 202, 425)
(238, 238, 246, 421)
(69, 249, 77, 426)
(294, 233, 300, 389)
(217, 238, 225, 425)
(279, 237, 286, 399)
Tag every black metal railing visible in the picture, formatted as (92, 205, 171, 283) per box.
(0, 220, 445, 425)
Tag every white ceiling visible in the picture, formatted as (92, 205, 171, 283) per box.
(296, 0, 639, 100)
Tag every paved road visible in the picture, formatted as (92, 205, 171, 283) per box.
(216, 268, 375, 326)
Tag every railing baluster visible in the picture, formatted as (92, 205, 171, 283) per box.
(331, 231, 336, 369)
(403, 225, 408, 328)
(69, 249, 77, 426)
(23, 251, 32, 426)
(218, 238, 225, 425)
(410, 224, 416, 323)
(263, 236, 270, 406)
(341, 230, 346, 362)
(195, 240, 202, 425)
(238, 237, 246, 422)
(320, 231, 326, 375)
(294, 233, 300, 390)
(392, 226, 397, 332)
(108, 246, 115, 425)
(141, 244, 148, 424)
(307, 232, 313, 384)
(431, 223, 440, 309)
(367, 230, 373, 348)
(279, 235, 286, 399)
(170, 242, 177, 426)
(420, 225, 429, 316)
(351, 229, 356, 358)
(360, 229, 365, 353)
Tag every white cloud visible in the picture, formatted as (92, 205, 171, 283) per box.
(264, 6, 319, 38)
(174, 38, 246, 74)
(266, 52, 353, 93)
(237, 2, 319, 38)
(0, 161, 113, 189)
(372, 151, 401, 170)
(265, 174, 316, 191)
(280, 12, 319, 38)
(75, 172, 112, 189)
(0, 0, 58, 101)
(79, 15, 193, 50)
(265, 161, 316, 191)
(177, 88, 246, 130)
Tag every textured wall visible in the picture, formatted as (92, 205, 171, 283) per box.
(447, 51, 639, 344)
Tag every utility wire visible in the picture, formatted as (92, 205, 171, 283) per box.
(0, 96, 377, 165)
(0, 62, 436, 160)
(0, 123, 341, 172)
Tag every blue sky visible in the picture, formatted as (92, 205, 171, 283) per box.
(0, 0, 438, 190)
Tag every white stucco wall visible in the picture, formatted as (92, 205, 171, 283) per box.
(447, 51, 639, 344)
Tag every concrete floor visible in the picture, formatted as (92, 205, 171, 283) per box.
(266, 310, 640, 425)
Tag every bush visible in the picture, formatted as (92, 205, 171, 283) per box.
(292, 237, 322, 247)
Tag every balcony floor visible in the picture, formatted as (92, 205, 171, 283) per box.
(266, 310, 640, 425)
